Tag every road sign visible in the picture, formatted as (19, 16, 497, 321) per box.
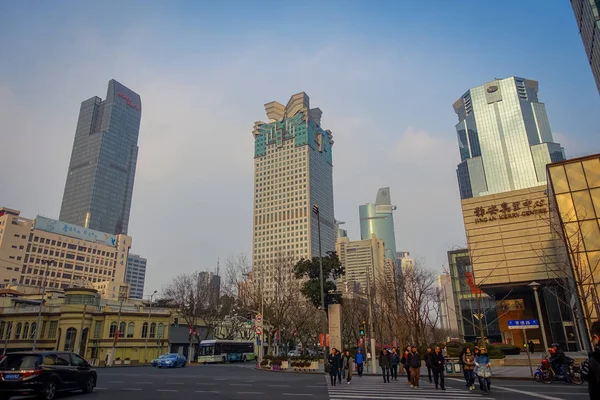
(508, 319, 539, 329)
(256, 327, 262, 335)
(256, 314, 263, 324)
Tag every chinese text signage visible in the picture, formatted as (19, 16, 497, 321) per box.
(117, 92, 140, 111)
(34, 216, 117, 246)
(508, 319, 539, 330)
(473, 198, 547, 224)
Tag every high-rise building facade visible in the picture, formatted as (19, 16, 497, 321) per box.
(125, 254, 147, 299)
(359, 187, 397, 262)
(199, 271, 221, 307)
(251, 92, 335, 298)
(572, 0, 600, 94)
(453, 77, 565, 199)
(60, 79, 141, 235)
(0, 207, 131, 291)
(336, 234, 386, 292)
(437, 273, 459, 334)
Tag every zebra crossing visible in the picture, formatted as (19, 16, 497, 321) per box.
(326, 375, 495, 400)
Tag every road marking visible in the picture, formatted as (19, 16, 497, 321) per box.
(237, 392, 264, 395)
(157, 389, 178, 392)
(269, 384, 291, 387)
(231, 383, 252, 386)
(196, 390, 219, 393)
(134, 382, 152, 384)
(95, 387, 107, 390)
(108, 381, 124, 383)
(282, 394, 314, 397)
(448, 378, 564, 400)
(196, 382, 216, 385)
(121, 388, 143, 391)
(167, 382, 184, 385)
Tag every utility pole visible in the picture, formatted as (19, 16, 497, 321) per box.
(144, 290, 158, 364)
(313, 204, 328, 370)
(109, 292, 126, 366)
(33, 259, 55, 350)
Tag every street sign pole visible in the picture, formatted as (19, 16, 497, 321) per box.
(523, 329, 533, 377)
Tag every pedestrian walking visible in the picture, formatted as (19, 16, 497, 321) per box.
(390, 347, 400, 381)
(355, 348, 364, 377)
(334, 348, 343, 384)
(328, 349, 340, 386)
(407, 346, 421, 388)
(342, 350, 353, 384)
(442, 344, 448, 357)
(582, 320, 600, 399)
(475, 347, 492, 395)
(528, 340, 535, 354)
(432, 346, 446, 390)
(424, 347, 433, 383)
(401, 348, 411, 384)
(462, 347, 476, 391)
(379, 349, 391, 383)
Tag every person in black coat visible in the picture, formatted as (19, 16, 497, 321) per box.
(582, 321, 600, 400)
(424, 347, 434, 383)
(328, 348, 341, 386)
(379, 349, 391, 383)
(401, 348, 411, 384)
(390, 348, 400, 381)
(431, 346, 446, 390)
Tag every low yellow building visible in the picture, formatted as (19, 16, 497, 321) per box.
(0, 287, 172, 365)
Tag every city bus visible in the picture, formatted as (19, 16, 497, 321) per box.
(197, 340, 255, 363)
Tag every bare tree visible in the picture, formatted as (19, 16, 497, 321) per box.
(162, 272, 221, 360)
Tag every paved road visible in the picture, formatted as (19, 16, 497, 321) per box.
(8, 365, 591, 400)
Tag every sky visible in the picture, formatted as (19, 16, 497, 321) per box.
(1, 0, 600, 295)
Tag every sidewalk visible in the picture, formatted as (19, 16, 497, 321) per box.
(256, 364, 539, 380)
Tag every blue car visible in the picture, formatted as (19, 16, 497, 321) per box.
(157, 353, 186, 368)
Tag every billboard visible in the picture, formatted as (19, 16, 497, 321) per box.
(34, 216, 117, 246)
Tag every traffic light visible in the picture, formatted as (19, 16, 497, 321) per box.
(246, 312, 252, 325)
(173, 317, 179, 327)
(93, 340, 98, 347)
(359, 327, 365, 336)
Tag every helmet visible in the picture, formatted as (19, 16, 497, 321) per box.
(551, 343, 559, 348)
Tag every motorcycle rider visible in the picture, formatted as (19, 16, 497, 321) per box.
(549, 343, 571, 384)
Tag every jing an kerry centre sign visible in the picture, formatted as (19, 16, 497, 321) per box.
(473, 198, 548, 224)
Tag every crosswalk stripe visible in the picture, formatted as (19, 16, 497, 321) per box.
(326, 376, 494, 400)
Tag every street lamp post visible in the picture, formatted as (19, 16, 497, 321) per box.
(33, 259, 55, 350)
(109, 293, 126, 366)
(144, 290, 158, 364)
(529, 282, 549, 352)
(312, 204, 327, 370)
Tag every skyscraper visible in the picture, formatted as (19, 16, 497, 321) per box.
(60, 79, 141, 235)
(252, 92, 335, 299)
(125, 254, 147, 299)
(359, 187, 397, 262)
(572, 0, 600, 94)
(453, 77, 565, 199)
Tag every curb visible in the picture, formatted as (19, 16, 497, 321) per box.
(253, 367, 535, 381)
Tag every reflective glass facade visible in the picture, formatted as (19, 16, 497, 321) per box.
(251, 93, 335, 299)
(547, 154, 600, 331)
(125, 254, 146, 300)
(60, 80, 141, 235)
(572, 0, 600, 94)
(359, 187, 397, 261)
(453, 77, 565, 199)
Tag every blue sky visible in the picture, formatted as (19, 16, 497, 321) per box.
(1, 0, 599, 293)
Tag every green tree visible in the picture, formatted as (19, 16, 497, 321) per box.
(293, 251, 344, 311)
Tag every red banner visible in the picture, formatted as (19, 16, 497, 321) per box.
(326, 334, 330, 347)
(319, 333, 324, 347)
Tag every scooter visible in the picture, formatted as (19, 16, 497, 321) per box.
(534, 356, 582, 385)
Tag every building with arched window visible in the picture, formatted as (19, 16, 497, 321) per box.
(0, 287, 172, 365)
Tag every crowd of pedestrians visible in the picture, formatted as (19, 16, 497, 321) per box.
(327, 343, 495, 395)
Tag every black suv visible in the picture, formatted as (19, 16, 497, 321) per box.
(0, 351, 97, 400)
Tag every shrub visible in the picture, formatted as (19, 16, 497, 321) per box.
(271, 358, 283, 366)
(260, 359, 269, 366)
(491, 343, 521, 355)
(487, 348, 505, 359)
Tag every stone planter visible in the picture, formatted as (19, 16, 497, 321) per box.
(114, 360, 122, 365)
(309, 361, 318, 370)
(272, 364, 281, 371)
(280, 361, 289, 370)
(124, 360, 131, 365)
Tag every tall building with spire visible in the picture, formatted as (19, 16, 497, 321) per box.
(453, 77, 564, 199)
(359, 187, 397, 263)
(251, 92, 335, 299)
(60, 79, 141, 235)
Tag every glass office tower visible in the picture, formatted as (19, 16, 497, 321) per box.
(453, 77, 565, 199)
(59, 80, 141, 235)
(572, 0, 600, 94)
(359, 187, 397, 261)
